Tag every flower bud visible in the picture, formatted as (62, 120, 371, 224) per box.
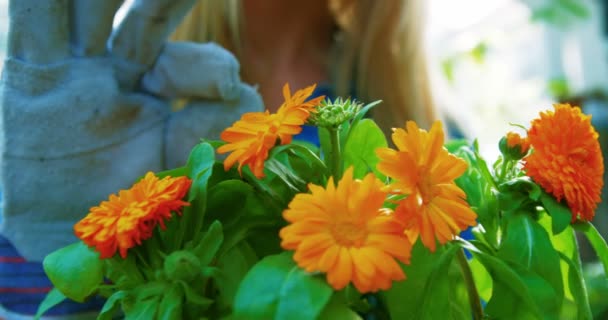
(163, 250, 202, 282)
(499, 132, 530, 160)
(307, 97, 362, 128)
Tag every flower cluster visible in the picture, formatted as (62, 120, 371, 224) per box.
(41, 85, 608, 320)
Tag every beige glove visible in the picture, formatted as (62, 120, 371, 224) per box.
(0, 0, 263, 261)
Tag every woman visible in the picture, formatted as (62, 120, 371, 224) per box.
(172, 0, 439, 136)
(0, 0, 439, 318)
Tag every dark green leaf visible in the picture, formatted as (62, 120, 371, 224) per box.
(97, 291, 126, 320)
(34, 288, 67, 319)
(499, 176, 542, 201)
(158, 284, 184, 320)
(186, 142, 216, 201)
(192, 220, 224, 266)
(382, 242, 447, 320)
(178, 142, 216, 248)
(318, 293, 362, 319)
(558, 252, 593, 320)
(265, 157, 307, 192)
(155, 166, 187, 179)
(498, 213, 564, 316)
(540, 191, 572, 235)
(176, 280, 214, 307)
(470, 250, 542, 319)
(416, 244, 462, 320)
(573, 221, 608, 277)
(275, 264, 333, 320)
(42, 242, 103, 302)
(233, 252, 332, 320)
(343, 118, 387, 179)
(350, 100, 382, 133)
(212, 242, 259, 309)
(124, 295, 161, 320)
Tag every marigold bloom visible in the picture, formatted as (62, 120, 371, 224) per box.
(217, 83, 324, 178)
(376, 121, 477, 252)
(523, 103, 604, 221)
(74, 172, 192, 258)
(280, 168, 411, 293)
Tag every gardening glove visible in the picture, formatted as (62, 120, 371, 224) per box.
(0, 0, 263, 261)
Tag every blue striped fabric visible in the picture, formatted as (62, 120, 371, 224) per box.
(0, 236, 106, 317)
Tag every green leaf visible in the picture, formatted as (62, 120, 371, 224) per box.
(265, 156, 307, 192)
(470, 250, 542, 319)
(175, 142, 216, 249)
(469, 256, 493, 301)
(558, 252, 593, 320)
(382, 242, 447, 320)
(445, 139, 470, 153)
(499, 176, 542, 201)
(155, 166, 188, 179)
(574, 221, 608, 277)
(498, 213, 564, 316)
(275, 265, 333, 320)
(192, 220, 224, 266)
(349, 100, 382, 134)
(212, 242, 259, 309)
(343, 118, 387, 179)
(416, 244, 462, 320)
(233, 252, 332, 320)
(540, 191, 572, 235)
(34, 288, 67, 319)
(158, 284, 184, 320)
(124, 295, 161, 320)
(318, 293, 362, 320)
(42, 242, 103, 302)
(98, 291, 126, 320)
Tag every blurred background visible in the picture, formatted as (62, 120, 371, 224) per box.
(0, 0, 606, 317)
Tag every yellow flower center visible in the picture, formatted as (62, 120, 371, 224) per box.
(417, 173, 434, 204)
(331, 221, 367, 247)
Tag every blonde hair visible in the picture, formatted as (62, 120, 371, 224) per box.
(172, 0, 438, 134)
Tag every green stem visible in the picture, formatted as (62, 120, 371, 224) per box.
(497, 158, 512, 184)
(328, 127, 342, 183)
(456, 249, 483, 320)
(573, 221, 608, 276)
(570, 231, 594, 320)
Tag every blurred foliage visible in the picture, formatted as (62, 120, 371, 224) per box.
(584, 262, 608, 319)
(441, 41, 488, 85)
(528, 0, 591, 28)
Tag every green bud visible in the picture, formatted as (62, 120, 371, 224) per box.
(163, 250, 202, 282)
(307, 97, 363, 128)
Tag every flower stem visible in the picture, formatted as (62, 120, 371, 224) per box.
(456, 248, 483, 320)
(328, 127, 342, 183)
(498, 158, 510, 183)
(573, 221, 608, 276)
(570, 230, 594, 319)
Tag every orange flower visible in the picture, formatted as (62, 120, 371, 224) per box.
(279, 168, 411, 293)
(523, 103, 604, 221)
(217, 83, 324, 178)
(506, 131, 530, 154)
(74, 172, 192, 258)
(376, 121, 477, 252)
